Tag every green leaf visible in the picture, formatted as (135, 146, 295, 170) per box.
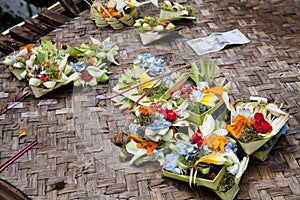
(174, 132, 190, 141)
(97, 73, 109, 82)
(118, 100, 133, 110)
(200, 59, 215, 83)
(66, 45, 84, 57)
(191, 62, 199, 87)
(119, 151, 127, 159)
(150, 0, 159, 7)
(36, 53, 47, 65)
(41, 39, 57, 54)
(209, 61, 215, 82)
(214, 77, 226, 86)
(85, 50, 95, 57)
(90, 37, 101, 46)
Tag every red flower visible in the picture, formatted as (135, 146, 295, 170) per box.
(190, 129, 204, 147)
(39, 74, 48, 82)
(81, 71, 93, 82)
(253, 113, 272, 134)
(159, 108, 178, 122)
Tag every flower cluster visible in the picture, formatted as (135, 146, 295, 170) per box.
(133, 53, 165, 77)
(226, 97, 289, 144)
(89, 0, 138, 30)
(130, 102, 189, 142)
(133, 16, 176, 33)
(119, 101, 189, 166)
(113, 57, 290, 199)
(3, 37, 119, 97)
(163, 114, 240, 173)
(113, 53, 179, 107)
(160, 0, 196, 20)
(170, 78, 228, 116)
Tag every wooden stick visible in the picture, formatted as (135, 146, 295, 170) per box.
(123, 79, 160, 115)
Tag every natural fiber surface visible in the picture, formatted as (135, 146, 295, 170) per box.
(0, 0, 299, 199)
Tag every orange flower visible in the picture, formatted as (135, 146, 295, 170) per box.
(202, 86, 210, 93)
(226, 114, 252, 138)
(138, 106, 150, 115)
(89, 57, 96, 65)
(20, 44, 33, 52)
(128, 134, 158, 156)
(108, 7, 122, 18)
(41, 61, 50, 66)
(209, 86, 227, 99)
(138, 105, 156, 115)
(213, 136, 228, 152)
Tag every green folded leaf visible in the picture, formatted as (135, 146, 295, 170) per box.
(191, 62, 199, 87)
(90, 37, 101, 46)
(43, 81, 57, 89)
(97, 73, 109, 82)
(86, 66, 106, 78)
(41, 39, 57, 54)
(174, 132, 190, 141)
(36, 52, 47, 65)
(66, 45, 84, 57)
(58, 54, 69, 72)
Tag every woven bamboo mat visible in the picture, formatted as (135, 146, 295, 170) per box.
(0, 0, 299, 199)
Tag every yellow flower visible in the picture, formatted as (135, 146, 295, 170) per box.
(201, 93, 217, 107)
(139, 72, 159, 90)
(194, 153, 227, 166)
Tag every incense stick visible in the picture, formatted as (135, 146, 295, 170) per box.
(0, 139, 38, 172)
(123, 79, 160, 115)
(109, 64, 190, 100)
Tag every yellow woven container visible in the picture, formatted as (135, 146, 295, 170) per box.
(90, 2, 138, 29)
(90, 2, 109, 28)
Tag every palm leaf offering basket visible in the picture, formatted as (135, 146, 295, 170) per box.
(161, 73, 230, 125)
(90, 1, 138, 30)
(162, 166, 226, 190)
